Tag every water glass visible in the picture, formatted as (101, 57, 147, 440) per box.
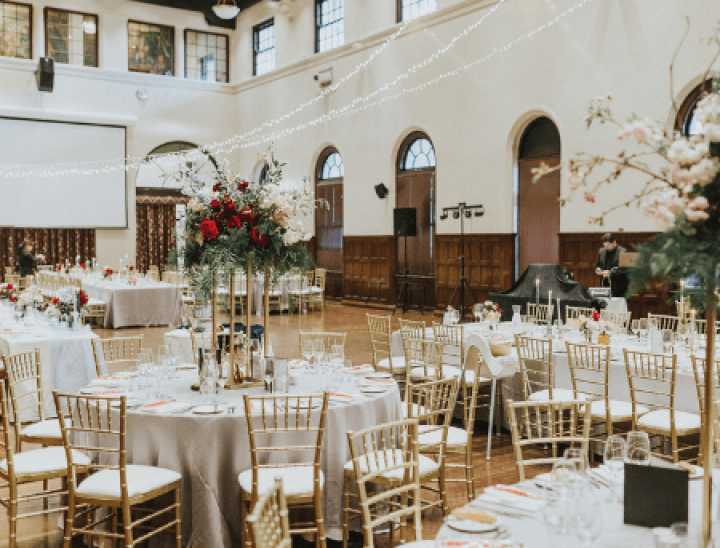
(564, 447, 588, 473)
(313, 339, 325, 365)
(568, 484, 604, 546)
(625, 431, 651, 466)
(302, 340, 314, 364)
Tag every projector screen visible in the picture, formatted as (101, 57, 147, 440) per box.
(0, 118, 127, 228)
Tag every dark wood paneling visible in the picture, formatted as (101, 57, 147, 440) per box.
(559, 232, 675, 319)
(342, 236, 396, 307)
(435, 234, 515, 311)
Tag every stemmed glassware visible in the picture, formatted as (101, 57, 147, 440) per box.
(302, 340, 314, 366)
(603, 435, 626, 502)
(638, 318, 649, 342)
(312, 339, 325, 367)
(630, 319, 640, 340)
(625, 431, 651, 466)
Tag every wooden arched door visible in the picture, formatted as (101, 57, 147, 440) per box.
(516, 117, 561, 276)
(315, 147, 344, 299)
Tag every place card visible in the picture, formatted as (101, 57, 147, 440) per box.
(624, 463, 688, 527)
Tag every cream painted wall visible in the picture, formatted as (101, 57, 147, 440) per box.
(229, 0, 719, 236)
(0, 0, 717, 266)
(0, 0, 235, 267)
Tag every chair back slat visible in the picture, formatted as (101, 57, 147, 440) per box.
(4, 349, 45, 424)
(527, 303, 554, 323)
(515, 335, 554, 400)
(623, 349, 676, 416)
(648, 314, 679, 332)
(297, 332, 347, 357)
(432, 323, 464, 369)
(366, 314, 392, 370)
(566, 341, 610, 401)
(92, 336, 144, 377)
(248, 478, 292, 548)
(565, 306, 593, 320)
(402, 338, 444, 381)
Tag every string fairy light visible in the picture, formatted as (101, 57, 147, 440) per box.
(0, 0, 593, 177)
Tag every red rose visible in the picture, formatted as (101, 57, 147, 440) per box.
(57, 265, 62, 271)
(200, 219, 220, 241)
(210, 199, 222, 210)
(227, 215, 243, 229)
(239, 207, 255, 224)
(52, 298, 59, 305)
(251, 228, 269, 247)
(237, 180, 248, 191)
(212, 182, 222, 192)
(79, 291, 88, 307)
(224, 200, 236, 214)
(129, 265, 134, 271)
(5, 284, 13, 290)
(10, 297, 16, 303)
(592, 311, 600, 322)
(80, 263, 86, 268)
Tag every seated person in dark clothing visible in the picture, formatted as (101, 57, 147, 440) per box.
(595, 232, 626, 288)
(17, 240, 37, 277)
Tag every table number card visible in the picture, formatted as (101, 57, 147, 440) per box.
(624, 463, 688, 527)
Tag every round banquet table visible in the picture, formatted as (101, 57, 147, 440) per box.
(118, 370, 403, 547)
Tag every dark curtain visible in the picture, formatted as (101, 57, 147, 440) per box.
(0, 228, 95, 282)
(136, 195, 186, 273)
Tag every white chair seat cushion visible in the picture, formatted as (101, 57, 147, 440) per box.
(86, 297, 105, 307)
(21, 418, 70, 439)
(377, 357, 406, 371)
(344, 449, 439, 480)
(309, 287, 323, 293)
(238, 465, 323, 497)
(528, 389, 590, 402)
(0, 447, 90, 476)
(410, 366, 489, 384)
(590, 400, 648, 421)
(418, 424, 468, 447)
(77, 464, 181, 499)
(637, 410, 701, 435)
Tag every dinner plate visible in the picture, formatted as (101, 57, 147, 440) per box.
(359, 387, 390, 394)
(533, 472, 554, 489)
(192, 405, 226, 414)
(364, 372, 392, 379)
(113, 372, 136, 378)
(446, 515, 501, 533)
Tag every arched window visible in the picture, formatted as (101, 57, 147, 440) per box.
(401, 138, 436, 171)
(676, 79, 713, 136)
(315, 147, 344, 273)
(148, 141, 197, 156)
(515, 116, 561, 276)
(396, 132, 435, 280)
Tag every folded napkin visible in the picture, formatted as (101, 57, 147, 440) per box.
(142, 401, 186, 414)
(348, 365, 375, 373)
(361, 378, 396, 385)
(90, 377, 129, 387)
(289, 360, 308, 369)
(472, 485, 545, 513)
(329, 392, 359, 403)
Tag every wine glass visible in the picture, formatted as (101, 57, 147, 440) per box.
(564, 447, 588, 473)
(625, 431, 651, 466)
(630, 319, 640, 339)
(568, 484, 604, 547)
(604, 435, 626, 502)
(638, 318, 648, 342)
(302, 340, 314, 364)
(312, 339, 325, 365)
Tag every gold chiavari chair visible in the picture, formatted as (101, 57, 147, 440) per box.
(36, 265, 53, 272)
(82, 300, 107, 327)
(92, 336, 144, 377)
(309, 268, 326, 311)
(366, 314, 407, 376)
(600, 310, 632, 333)
(146, 271, 159, 282)
(18, 277, 32, 291)
(565, 305, 594, 321)
(0, 383, 89, 548)
(53, 393, 182, 548)
(5, 274, 19, 288)
(566, 341, 646, 447)
(247, 478, 291, 548)
(342, 418, 422, 548)
(409, 378, 458, 516)
(527, 303, 554, 323)
(298, 331, 347, 359)
(692, 318, 720, 336)
(403, 338, 445, 383)
(515, 335, 576, 402)
(507, 399, 592, 481)
(432, 322, 466, 373)
(239, 392, 329, 548)
(3, 350, 64, 451)
(624, 349, 701, 463)
(288, 270, 314, 314)
(398, 318, 427, 341)
(691, 356, 720, 464)
(647, 313, 678, 332)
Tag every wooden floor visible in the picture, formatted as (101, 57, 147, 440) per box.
(0, 302, 551, 548)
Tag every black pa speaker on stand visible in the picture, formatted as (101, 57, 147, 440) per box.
(393, 207, 417, 314)
(35, 57, 54, 92)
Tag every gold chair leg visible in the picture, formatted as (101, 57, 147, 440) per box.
(315, 493, 326, 548)
(8, 496, 17, 548)
(175, 488, 182, 548)
(123, 503, 134, 548)
(342, 475, 351, 548)
(438, 470, 449, 517)
(465, 443, 475, 501)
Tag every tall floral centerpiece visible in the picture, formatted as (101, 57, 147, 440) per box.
(533, 25, 720, 545)
(180, 153, 320, 382)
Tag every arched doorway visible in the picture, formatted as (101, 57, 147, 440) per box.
(315, 147, 344, 300)
(515, 117, 561, 276)
(676, 79, 713, 136)
(396, 132, 436, 309)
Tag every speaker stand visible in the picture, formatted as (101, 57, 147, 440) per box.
(447, 254, 476, 320)
(393, 233, 410, 315)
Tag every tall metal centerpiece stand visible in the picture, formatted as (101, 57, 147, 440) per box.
(701, 284, 716, 547)
(438, 202, 485, 320)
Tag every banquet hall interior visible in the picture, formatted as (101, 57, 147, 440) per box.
(1, 0, 720, 546)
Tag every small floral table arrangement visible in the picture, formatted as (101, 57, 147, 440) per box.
(46, 289, 89, 327)
(578, 311, 613, 344)
(0, 284, 17, 303)
(103, 268, 114, 280)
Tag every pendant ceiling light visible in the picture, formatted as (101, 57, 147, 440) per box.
(212, 0, 240, 20)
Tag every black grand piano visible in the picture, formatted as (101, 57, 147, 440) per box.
(488, 264, 597, 322)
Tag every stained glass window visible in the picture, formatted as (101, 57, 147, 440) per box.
(253, 19, 275, 76)
(128, 21, 174, 76)
(316, 0, 344, 53)
(45, 8, 98, 67)
(0, 1, 31, 59)
(185, 30, 228, 83)
(402, 138, 436, 170)
(399, 0, 437, 22)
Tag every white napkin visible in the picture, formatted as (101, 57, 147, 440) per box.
(90, 376, 129, 387)
(141, 401, 185, 414)
(472, 485, 546, 513)
(329, 392, 360, 403)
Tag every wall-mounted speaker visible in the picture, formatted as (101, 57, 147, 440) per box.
(35, 57, 54, 92)
(393, 208, 417, 238)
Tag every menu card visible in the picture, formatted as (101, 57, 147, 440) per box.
(624, 463, 688, 527)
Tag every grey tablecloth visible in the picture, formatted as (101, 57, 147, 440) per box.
(83, 281, 182, 329)
(0, 328, 98, 418)
(120, 371, 402, 546)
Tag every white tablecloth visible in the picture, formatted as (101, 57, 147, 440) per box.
(0, 328, 98, 418)
(117, 370, 402, 546)
(164, 329, 195, 364)
(83, 281, 182, 329)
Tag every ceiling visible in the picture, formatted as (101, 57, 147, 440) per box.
(131, 0, 265, 30)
